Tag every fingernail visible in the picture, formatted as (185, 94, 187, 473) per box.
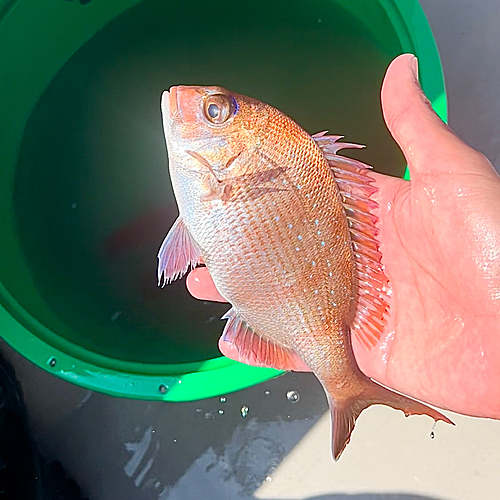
(410, 55, 419, 82)
(409, 55, 433, 108)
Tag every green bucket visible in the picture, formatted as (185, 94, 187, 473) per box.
(0, 0, 445, 401)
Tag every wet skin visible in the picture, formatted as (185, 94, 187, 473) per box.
(187, 54, 500, 419)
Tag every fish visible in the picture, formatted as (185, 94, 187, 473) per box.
(157, 86, 453, 460)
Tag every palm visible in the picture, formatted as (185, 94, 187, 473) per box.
(357, 164, 500, 418)
(186, 55, 500, 418)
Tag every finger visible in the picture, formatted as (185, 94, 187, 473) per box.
(218, 336, 241, 362)
(186, 267, 227, 302)
(381, 54, 474, 176)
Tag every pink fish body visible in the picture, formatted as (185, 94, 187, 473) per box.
(158, 86, 452, 460)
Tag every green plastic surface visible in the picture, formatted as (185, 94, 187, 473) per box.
(0, 0, 446, 401)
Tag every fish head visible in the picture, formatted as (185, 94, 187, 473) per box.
(161, 86, 270, 183)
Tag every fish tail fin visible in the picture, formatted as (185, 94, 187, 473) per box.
(327, 379, 454, 461)
(329, 397, 367, 461)
(360, 379, 454, 425)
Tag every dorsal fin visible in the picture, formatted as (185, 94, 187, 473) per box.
(313, 134, 390, 349)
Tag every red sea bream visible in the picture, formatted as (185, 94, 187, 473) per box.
(157, 86, 453, 460)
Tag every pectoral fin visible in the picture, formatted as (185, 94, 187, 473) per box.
(221, 309, 308, 371)
(157, 217, 202, 286)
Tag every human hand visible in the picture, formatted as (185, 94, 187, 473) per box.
(187, 54, 500, 419)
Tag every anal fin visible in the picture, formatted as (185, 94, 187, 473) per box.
(221, 309, 308, 371)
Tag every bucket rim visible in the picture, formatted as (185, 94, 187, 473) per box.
(0, 0, 446, 401)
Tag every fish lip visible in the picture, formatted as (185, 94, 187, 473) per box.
(161, 87, 183, 125)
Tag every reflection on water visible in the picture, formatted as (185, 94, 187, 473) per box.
(14, 0, 404, 364)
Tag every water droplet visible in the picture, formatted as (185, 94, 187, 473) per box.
(48, 357, 57, 367)
(154, 481, 161, 488)
(71, 202, 77, 209)
(430, 421, 437, 439)
(173, 439, 177, 443)
(220, 396, 227, 403)
(218, 409, 224, 415)
(264, 390, 270, 396)
(314, 289, 318, 294)
(265, 476, 273, 482)
(240, 405, 249, 418)
(159, 384, 168, 394)
(286, 390, 300, 403)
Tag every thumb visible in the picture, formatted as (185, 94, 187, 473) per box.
(381, 54, 471, 177)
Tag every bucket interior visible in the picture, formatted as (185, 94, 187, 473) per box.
(0, 0, 442, 398)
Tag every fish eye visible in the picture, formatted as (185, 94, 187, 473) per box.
(203, 94, 236, 124)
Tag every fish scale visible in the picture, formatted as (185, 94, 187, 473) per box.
(158, 85, 454, 460)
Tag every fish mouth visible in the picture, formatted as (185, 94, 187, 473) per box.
(162, 87, 182, 122)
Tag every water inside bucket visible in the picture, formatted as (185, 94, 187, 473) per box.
(13, 0, 404, 364)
